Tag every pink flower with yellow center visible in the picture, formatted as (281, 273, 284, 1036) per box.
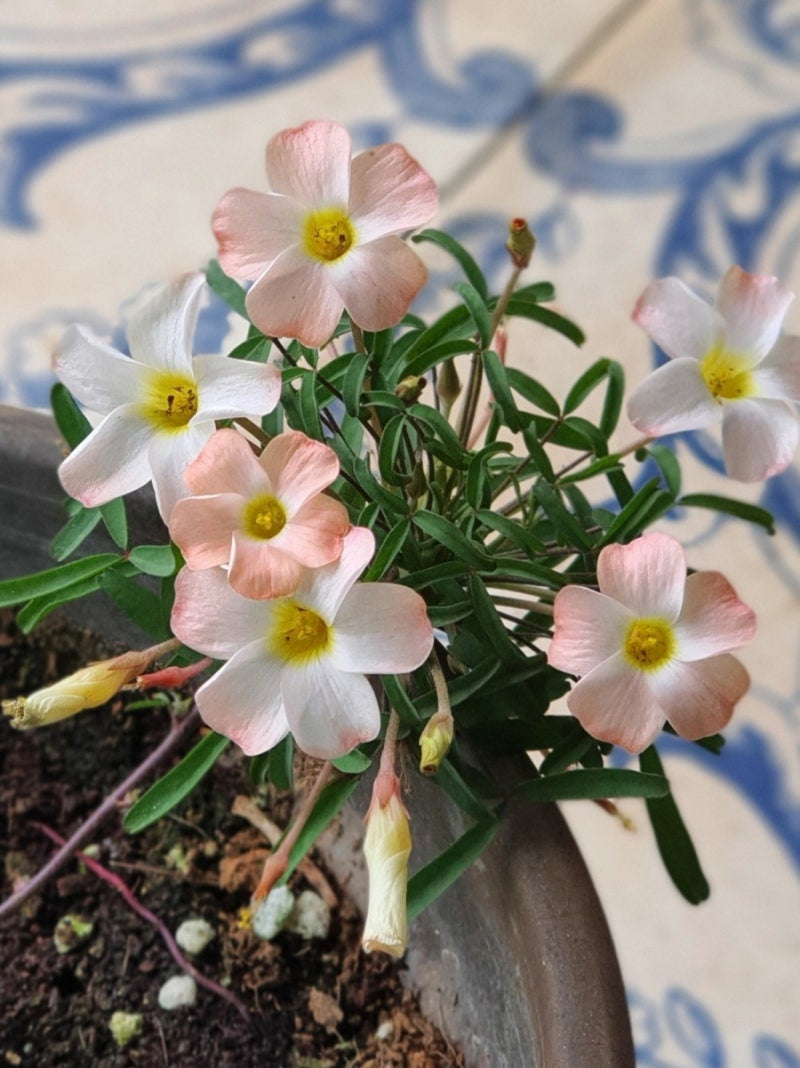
(168, 427, 349, 600)
(170, 526, 434, 759)
(55, 274, 281, 521)
(628, 266, 800, 481)
(212, 119, 439, 347)
(547, 532, 756, 754)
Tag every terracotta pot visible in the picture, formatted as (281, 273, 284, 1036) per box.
(0, 403, 634, 1068)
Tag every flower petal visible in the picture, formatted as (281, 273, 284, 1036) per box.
(752, 335, 800, 401)
(548, 586, 632, 676)
(229, 535, 304, 600)
(715, 265, 794, 360)
(276, 495, 349, 566)
(566, 654, 666, 754)
(281, 659, 380, 758)
(171, 565, 269, 658)
(58, 405, 154, 507)
(632, 277, 721, 362)
(244, 248, 344, 346)
(193, 353, 281, 421)
(331, 584, 433, 674)
(212, 188, 302, 280)
(300, 526, 375, 621)
(147, 422, 213, 520)
(597, 532, 687, 620)
(266, 120, 352, 206)
(650, 655, 749, 740)
(329, 237, 427, 332)
(349, 142, 438, 241)
(262, 431, 340, 512)
(627, 358, 720, 436)
(169, 493, 243, 568)
(55, 325, 147, 414)
(127, 273, 205, 372)
(183, 427, 268, 498)
(721, 397, 799, 481)
(195, 645, 290, 756)
(674, 571, 756, 660)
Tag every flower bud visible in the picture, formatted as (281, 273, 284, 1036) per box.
(418, 709, 454, 775)
(361, 770, 411, 958)
(506, 217, 535, 269)
(394, 375, 426, 405)
(436, 358, 461, 410)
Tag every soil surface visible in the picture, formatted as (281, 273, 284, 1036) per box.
(0, 611, 464, 1068)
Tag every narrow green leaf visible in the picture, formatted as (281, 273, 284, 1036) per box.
(468, 574, 523, 662)
(599, 360, 625, 438)
(599, 479, 671, 545)
(124, 731, 229, 833)
(678, 493, 775, 535)
(267, 735, 294, 791)
(640, 747, 709, 904)
(644, 443, 681, 498)
(100, 497, 128, 549)
(512, 768, 669, 802)
(539, 721, 596, 776)
(404, 338, 480, 380)
(401, 304, 472, 364)
(51, 507, 102, 562)
(16, 574, 106, 632)
(363, 520, 409, 581)
(0, 553, 120, 609)
(412, 228, 488, 300)
(504, 297, 585, 346)
(377, 414, 411, 486)
(407, 817, 500, 919)
(381, 673, 423, 727)
(227, 335, 272, 362)
(51, 382, 91, 448)
(352, 457, 410, 517)
(205, 259, 248, 318)
(298, 372, 324, 440)
(341, 352, 371, 416)
(475, 510, 547, 556)
(129, 545, 178, 577)
(505, 367, 560, 416)
(332, 748, 373, 774)
(533, 481, 594, 550)
(482, 349, 521, 432)
(98, 570, 169, 640)
(454, 281, 492, 348)
(413, 510, 494, 569)
(563, 358, 614, 414)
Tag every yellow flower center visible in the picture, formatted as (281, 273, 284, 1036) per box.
(269, 601, 331, 664)
(623, 617, 675, 672)
(700, 344, 756, 402)
(302, 207, 356, 263)
(141, 370, 199, 432)
(242, 493, 287, 540)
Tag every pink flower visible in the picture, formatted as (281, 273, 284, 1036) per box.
(168, 427, 349, 599)
(212, 119, 439, 347)
(547, 532, 756, 753)
(56, 274, 282, 520)
(628, 266, 800, 481)
(170, 526, 434, 759)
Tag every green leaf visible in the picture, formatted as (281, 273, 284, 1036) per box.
(538, 721, 596, 776)
(124, 731, 229, 833)
(267, 735, 294, 791)
(505, 368, 560, 417)
(533, 481, 594, 550)
(678, 493, 775, 535)
(351, 457, 410, 517)
(51, 382, 91, 448)
(331, 748, 373, 774)
(512, 768, 670, 802)
(482, 349, 521, 432)
(640, 747, 709, 904)
(341, 353, 371, 416)
(298, 372, 324, 440)
(404, 338, 480, 380)
(98, 569, 169, 640)
(0, 553, 120, 609)
(644, 443, 681, 498)
(454, 280, 492, 348)
(412, 228, 488, 300)
(401, 304, 472, 365)
(100, 497, 128, 549)
(280, 776, 362, 885)
(377, 413, 411, 486)
(599, 360, 625, 438)
(563, 358, 615, 415)
(129, 545, 178, 577)
(16, 574, 107, 633)
(227, 334, 272, 362)
(51, 507, 102, 562)
(599, 479, 672, 545)
(407, 817, 500, 919)
(205, 259, 248, 318)
(413, 510, 494, 569)
(363, 520, 409, 581)
(468, 574, 523, 662)
(504, 297, 585, 346)
(475, 510, 547, 556)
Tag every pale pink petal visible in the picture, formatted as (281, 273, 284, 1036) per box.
(127, 274, 204, 372)
(55, 325, 147, 414)
(183, 428, 269, 497)
(244, 248, 344, 346)
(193, 353, 281, 421)
(228, 535, 304, 600)
(349, 143, 438, 241)
(548, 586, 632, 676)
(650, 655, 750, 740)
(58, 404, 154, 507)
(266, 120, 352, 206)
(674, 571, 756, 660)
(195, 645, 290, 756)
(715, 265, 794, 360)
(329, 237, 427, 332)
(752, 335, 800, 401)
(262, 431, 340, 511)
(171, 565, 269, 658)
(300, 526, 375, 621)
(566, 654, 666, 754)
(632, 277, 721, 362)
(331, 584, 433, 674)
(147, 422, 213, 521)
(597, 533, 686, 620)
(212, 188, 303, 280)
(169, 493, 243, 568)
(627, 358, 720, 436)
(274, 495, 349, 566)
(721, 397, 799, 481)
(281, 660, 380, 758)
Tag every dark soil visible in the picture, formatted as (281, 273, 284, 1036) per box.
(0, 611, 464, 1068)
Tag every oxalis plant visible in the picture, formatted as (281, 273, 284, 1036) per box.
(1, 119, 795, 963)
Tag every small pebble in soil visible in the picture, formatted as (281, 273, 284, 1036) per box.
(375, 1020, 394, 1042)
(175, 917, 215, 955)
(158, 974, 198, 1010)
(285, 890, 331, 940)
(109, 1011, 143, 1049)
(53, 914, 94, 954)
(252, 885, 295, 940)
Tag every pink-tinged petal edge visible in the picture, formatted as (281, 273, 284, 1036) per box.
(328, 237, 428, 333)
(244, 248, 345, 347)
(168, 493, 243, 569)
(171, 565, 268, 659)
(675, 571, 756, 661)
(58, 405, 154, 508)
(650, 655, 750, 741)
(548, 586, 632, 677)
(721, 397, 799, 481)
(228, 535, 304, 600)
(212, 188, 302, 280)
(262, 430, 341, 511)
(274, 495, 349, 567)
(348, 142, 438, 241)
(281, 659, 381, 759)
(597, 532, 687, 621)
(300, 525, 376, 621)
(715, 265, 794, 360)
(632, 276, 721, 363)
(266, 120, 352, 207)
(331, 583, 433, 674)
(566, 655, 666, 755)
(182, 427, 268, 498)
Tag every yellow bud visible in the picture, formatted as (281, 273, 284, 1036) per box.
(418, 709, 454, 775)
(394, 375, 426, 405)
(361, 770, 411, 958)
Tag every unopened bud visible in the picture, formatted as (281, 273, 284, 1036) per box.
(436, 358, 461, 410)
(406, 460, 427, 500)
(362, 770, 411, 958)
(395, 375, 426, 405)
(418, 709, 454, 775)
(506, 217, 535, 269)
